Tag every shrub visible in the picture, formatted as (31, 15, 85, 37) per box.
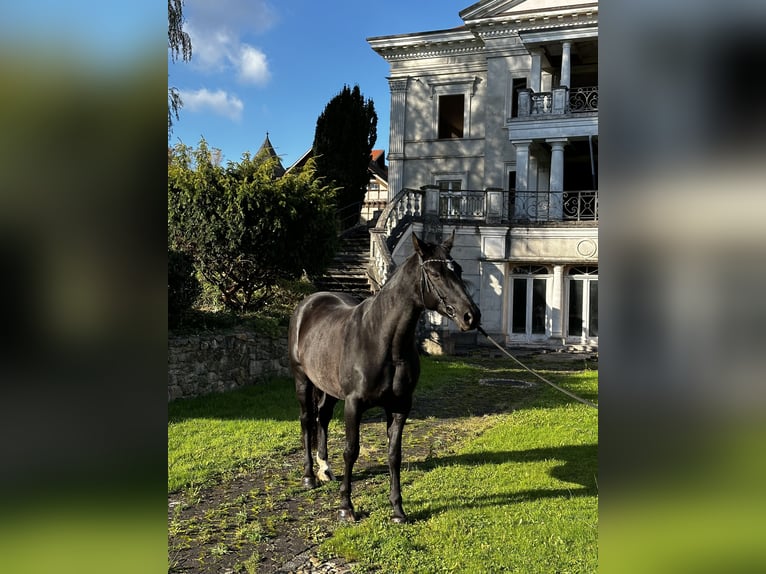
(168, 248, 201, 327)
(168, 139, 337, 311)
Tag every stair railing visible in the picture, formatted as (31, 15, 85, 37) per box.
(368, 188, 424, 290)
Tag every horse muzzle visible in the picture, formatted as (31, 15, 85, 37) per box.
(455, 304, 481, 332)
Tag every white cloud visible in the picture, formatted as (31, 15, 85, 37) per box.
(237, 45, 270, 85)
(184, 22, 234, 71)
(178, 88, 244, 121)
(183, 0, 274, 85)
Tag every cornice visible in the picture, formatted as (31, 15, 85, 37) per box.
(471, 11, 598, 40)
(374, 41, 485, 63)
(368, 27, 485, 62)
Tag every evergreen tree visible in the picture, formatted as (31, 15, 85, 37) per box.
(313, 85, 377, 228)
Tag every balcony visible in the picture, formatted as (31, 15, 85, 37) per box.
(509, 190, 598, 223)
(370, 187, 598, 289)
(516, 86, 598, 117)
(436, 189, 598, 224)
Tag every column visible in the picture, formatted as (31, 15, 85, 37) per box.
(512, 140, 532, 220)
(550, 265, 565, 342)
(547, 138, 567, 219)
(529, 49, 542, 93)
(560, 41, 572, 88)
(512, 140, 532, 191)
(387, 77, 408, 202)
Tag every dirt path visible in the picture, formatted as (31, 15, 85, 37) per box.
(168, 352, 595, 573)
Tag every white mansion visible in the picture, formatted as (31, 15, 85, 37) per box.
(367, 0, 598, 349)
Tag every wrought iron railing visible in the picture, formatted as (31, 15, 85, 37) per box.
(516, 85, 598, 117)
(510, 190, 598, 223)
(367, 187, 597, 288)
(439, 190, 485, 220)
(433, 189, 598, 223)
(568, 87, 598, 113)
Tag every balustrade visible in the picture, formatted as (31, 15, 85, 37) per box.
(516, 86, 598, 117)
(369, 188, 423, 289)
(439, 191, 485, 220)
(368, 187, 597, 288)
(511, 190, 598, 223)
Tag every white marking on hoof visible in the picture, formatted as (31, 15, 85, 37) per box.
(316, 454, 335, 482)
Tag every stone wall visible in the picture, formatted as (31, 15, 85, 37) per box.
(168, 328, 290, 401)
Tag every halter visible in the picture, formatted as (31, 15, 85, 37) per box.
(419, 258, 458, 319)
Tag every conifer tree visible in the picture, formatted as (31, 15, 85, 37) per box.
(313, 85, 377, 228)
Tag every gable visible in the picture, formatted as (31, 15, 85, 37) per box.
(461, 0, 597, 22)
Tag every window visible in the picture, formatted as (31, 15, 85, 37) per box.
(567, 266, 598, 341)
(438, 180, 462, 191)
(510, 78, 527, 118)
(438, 94, 464, 139)
(509, 265, 550, 338)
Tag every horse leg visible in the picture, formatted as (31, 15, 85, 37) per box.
(295, 371, 317, 489)
(315, 392, 338, 482)
(386, 408, 410, 523)
(339, 398, 362, 522)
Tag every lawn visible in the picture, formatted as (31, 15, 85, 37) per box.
(168, 377, 301, 493)
(168, 354, 598, 573)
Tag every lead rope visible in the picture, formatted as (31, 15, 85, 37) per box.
(477, 326, 598, 410)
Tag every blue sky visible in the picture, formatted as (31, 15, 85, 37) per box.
(169, 0, 470, 167)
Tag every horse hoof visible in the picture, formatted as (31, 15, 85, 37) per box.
(391, 514, 408, 524)
(302, 476, 317, 489)
(317, 469, 336, 482)
(338, 508, 357, 522)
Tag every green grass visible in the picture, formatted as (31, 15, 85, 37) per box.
(168, 377, 302, 492)
(321, 372, 598, 573)
(168, 355, 598, 573)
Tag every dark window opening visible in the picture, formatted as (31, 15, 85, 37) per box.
(511, 78, 527, 118)
(438, 94, 464, 139)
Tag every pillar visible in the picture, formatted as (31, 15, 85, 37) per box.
(387, 77, 408, 201)
(547, 138, 567, 219)
(512, 140, 532, 220)
(512, 140, 532, 191)
(529, 49, 542, 93)
(560, 41, 572, 88)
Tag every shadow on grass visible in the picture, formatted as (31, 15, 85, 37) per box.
(406, 485, 594, 522)
(352, 443, 597, 520)
(169, 373, 596, 426)
(424, 443, 598, 486)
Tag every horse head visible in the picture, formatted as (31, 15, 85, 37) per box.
(412, 231, 481, 332)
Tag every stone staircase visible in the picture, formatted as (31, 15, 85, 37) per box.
(314, 225, 373, 300)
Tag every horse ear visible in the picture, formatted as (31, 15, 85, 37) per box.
(442, 229, 456, 252)
(411, 232, 426, 257)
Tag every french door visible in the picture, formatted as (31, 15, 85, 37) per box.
(566, 266, 598, 343)
(509, 265, 550, 341)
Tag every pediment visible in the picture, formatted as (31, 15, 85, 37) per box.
(461, 0, 597, 23)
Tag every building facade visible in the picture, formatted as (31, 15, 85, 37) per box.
(368, 0, 598, 349)
(361, 150, 389, 224)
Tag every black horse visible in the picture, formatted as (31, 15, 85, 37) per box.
(288, 231, 480, 523)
